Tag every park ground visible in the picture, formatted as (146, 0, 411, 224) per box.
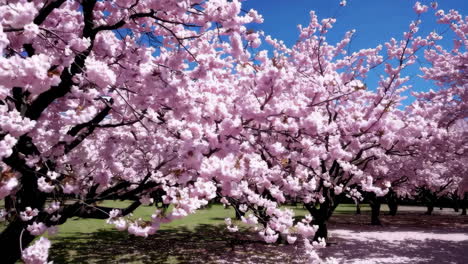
(46, 203, 468, 263)
(3, 202, 468, 263)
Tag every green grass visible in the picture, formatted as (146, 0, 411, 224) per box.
(50, 201, 385, 246)
(55, 201, 239, 235)
(1, 201, 384, 235)
(1, 201, 386, 263)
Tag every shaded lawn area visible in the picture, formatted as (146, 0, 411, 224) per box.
(3, 202, 467, 263)
(50, 225, 303, 264)
(47, 201, 313, 263)
(0, 202, 389, 263)
(45, 203, 387, 263)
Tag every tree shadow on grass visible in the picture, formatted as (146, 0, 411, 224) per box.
(50, 225, 304, 264)
(50, 211, 468, 263)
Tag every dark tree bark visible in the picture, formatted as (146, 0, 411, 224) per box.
(305, 202, 330, 241)
(421, 189, 437, 215)
(355, 201, 361, 215)
(235, 207, 245, 220)
(0, 140, 47, 263)
(461, 193, 467, 216)
(388, 201, 398, 216)
(426, 204, 434, 215)
(451, 192, 460, 212)
(0, 219, 37, 264)
(425, 197, 436, 215)
(0, 199, 143, 264)
(369, 194, 382, 225)
(304, 188, 340, 242)
(386, 189, 399, 216)
(313, 221, 328, 241)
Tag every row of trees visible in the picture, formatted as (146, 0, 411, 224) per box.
(0, 0, 466, 263)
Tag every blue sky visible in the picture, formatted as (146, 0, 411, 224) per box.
(241, 0, 467, 105)
(243, 0, 467, 48)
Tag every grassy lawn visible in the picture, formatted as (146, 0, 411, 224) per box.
(1, 201, 386, 263)
(50, 201, 382, 235)
(55, 202, 383, 263)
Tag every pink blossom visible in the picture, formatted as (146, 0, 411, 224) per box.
(287, 235, 298, 244)
(113, 218, 128, 231)
(259, 227, 279, 243)
(50, 215, 61, 222)
(106, 209, 121, 224)
(413, 2, 428, 14)
(44, 202, 60, 214)
(241, 214, 259, 225)
(23, 23, 40, 39)
(227, 225, 239, 232)
(27, 222, 47, 236)
(0, 2, 38, 28)
(37, 177, 54, 193)
(333, 185, 344, 195)
(139, 196, 154, 206)
(62, 183, 79, 194)
(85, 57, 116, 88)
(127, 221, 155, 237)
(296, 222, 317, 238)
(0, 134, 17, 160)
(239, 204, 248, 213)
(20, 207, 39, 222)
(0, 208, 6, 221)
(21, 237, 51, 264)
(264, 234, 279, 243)
(0, 24, 9, 52)
(0, 175, 18, 199)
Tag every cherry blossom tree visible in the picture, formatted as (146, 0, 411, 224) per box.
(0, 0, 265, 262)
(222, 2, 450, 238)
(213, 1, 467, 240)
(382, 6, 468, 217)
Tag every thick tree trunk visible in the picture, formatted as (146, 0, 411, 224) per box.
(0, 219, 36, 264)
(388, 202, 398, 216)
(386, 189, 399, 216)
(0, 166, 48, 262)
(426, 204, 434, 215)
(423, 191, 436, 215)
(355, 201, 361, 215)
(462, 193, 467, 216)
(452, 194, 460, 212)
(305, 202, 332, 241)
(0, 198, 141, 263)
(370, 202, 381, 225)
(312, 221, 328, 241)
(369, 194, 382, 225)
